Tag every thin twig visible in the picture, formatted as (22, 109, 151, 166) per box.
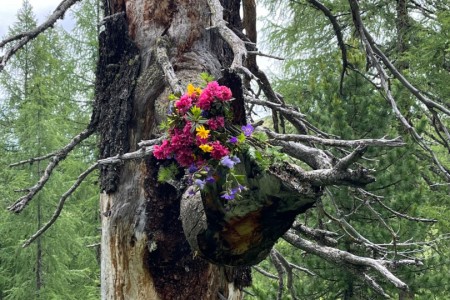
(8, 128, 95, 213)
(22, 163, 99, 247)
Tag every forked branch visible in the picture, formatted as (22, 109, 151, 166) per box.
(8, 128, 95, 213)
(0, 0, 82, 71)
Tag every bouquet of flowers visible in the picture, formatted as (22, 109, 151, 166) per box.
(153, 78, 254, 201)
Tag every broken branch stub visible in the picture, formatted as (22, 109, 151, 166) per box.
(180, 151, 322, 266)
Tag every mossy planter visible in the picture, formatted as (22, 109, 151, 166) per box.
(180, 152, 322, 266)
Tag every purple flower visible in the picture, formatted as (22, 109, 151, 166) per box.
(220, 156, 236, 169)
(206, 175, 215, 183)
(241, 124, 254, 137)
(188, 188, 196, 196)
(221, 193, 235, 201)
(194, 179, 206, 190)
(229, 136, 238, 144)
(231, 156, 241, 164)
(188, 164, 198, 174)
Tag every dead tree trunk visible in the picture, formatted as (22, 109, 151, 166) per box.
(94, 0, 250, 299)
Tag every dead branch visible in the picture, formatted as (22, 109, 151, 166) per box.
(156, 37, 184, 95)
(283, 229, 409, 291)
(270, 249, 285, 300)
(22, 163, 99, 248)
(304, 0, 349, 94)
(247, 51, 284, 60)
(270, 132, 405, 148)
(207, 0, 252, 76)
(273, 249, 299, 300)
(9, 151, 58, 167)
(0, 0, 81, 72)
(252, 266, 278, 280)
(8, 128, 95, 213)
(292, 222, 338, 247)
(348, 0, 450, 182)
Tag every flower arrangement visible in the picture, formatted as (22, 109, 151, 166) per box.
(153, 76, 254, 201)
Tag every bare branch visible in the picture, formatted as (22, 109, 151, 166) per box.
(0, 0, 82, 71)
(246, 96, 306, 119)
(283, 230, 409, 291)
(292, 221, 338, 247)
(97, 144, 156, 166)
(304, 0, 349, 94)
(207, 0, 251, 75)
(247, 51, 284, 60)
(272, 249, 298, 300)
(8, 128, 95, 213)
(270, 249, 285, 300)
(137, 136, 165, 148)
(334, 145, 366, 170)
(252, 266, 278, 280)
(270, 133, 405, 148)
(348, 0, 450, 182)
(22, 163, 99, 248)
(156, 37, 184, 95)
(9, 151, 58, 167)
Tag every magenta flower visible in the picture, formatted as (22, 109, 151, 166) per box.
(210, 141, 229, 160)
(175, 95, 192, 114)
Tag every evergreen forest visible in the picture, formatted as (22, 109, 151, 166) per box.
(0, 0, 449, 299)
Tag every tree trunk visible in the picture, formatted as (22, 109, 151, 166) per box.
(95, 0, 250, 299)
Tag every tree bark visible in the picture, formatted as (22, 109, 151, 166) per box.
(95, 0, 250, 299)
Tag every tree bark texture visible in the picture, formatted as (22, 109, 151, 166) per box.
(95, 0, 250, 299)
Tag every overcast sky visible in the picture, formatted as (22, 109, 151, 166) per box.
(0, 0, 73, 38)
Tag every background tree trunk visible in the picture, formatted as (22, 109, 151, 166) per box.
(95, 0, 250, 299)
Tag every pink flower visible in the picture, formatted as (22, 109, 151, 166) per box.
(175, 95, 193, 114)
(197, 89, 214, 110)
(210, 141, 229, 160)
(207, 116, 225, 130)
(218, 86, 232, 101)
(175, 149, 195, 167)
(153, 140, 171, 159)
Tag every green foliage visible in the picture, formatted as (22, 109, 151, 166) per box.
(0, 0, 101, 298)
(157, 163, 180, 182)
(252, 0, 450, 298)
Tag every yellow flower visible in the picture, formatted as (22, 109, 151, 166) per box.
(196, 125, 210, 139)
(199, 144, 213, 153)
(187, 83, 202, 96)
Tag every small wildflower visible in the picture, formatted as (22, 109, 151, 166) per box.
(220, 156, 236, 169)
(229, 136, 238, 144)
(194, 179, 206, 190)
(188, 164, 198, 174)
(241, 124, 254, 137)
(187, 83, 202, 96)
(199, 144, 213, 152)
(196, 125, 210, 139)
(206, 175, 215, 183)
(221, 192, 235, 201)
